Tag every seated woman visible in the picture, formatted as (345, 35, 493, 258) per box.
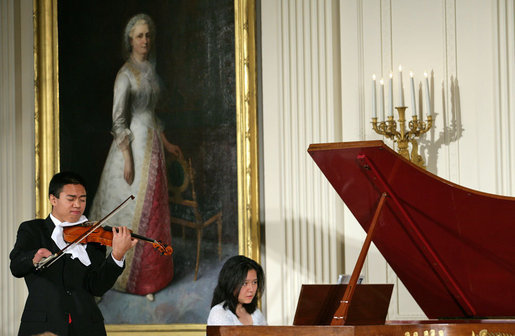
(207, 255, 267, 325)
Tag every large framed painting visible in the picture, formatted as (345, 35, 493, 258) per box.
(34, 0, 259, 334)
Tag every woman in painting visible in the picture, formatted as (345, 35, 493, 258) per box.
(207, 255, 267, 325)
(90, 13, 179, 300)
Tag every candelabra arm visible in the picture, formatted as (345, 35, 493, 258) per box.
(371, 118, 383, 135)
(372, 117, 396, 140)
(409, 139, 425, 168)
(386, 116, 397, 137)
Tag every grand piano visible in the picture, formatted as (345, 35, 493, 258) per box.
(208, 141, 515, 336)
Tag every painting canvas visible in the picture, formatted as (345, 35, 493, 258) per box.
(56, 0, 239, 326)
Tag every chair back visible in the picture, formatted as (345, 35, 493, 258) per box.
(167, 156, 196, 204)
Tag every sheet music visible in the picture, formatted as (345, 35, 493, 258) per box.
(337, 274, 364, 284)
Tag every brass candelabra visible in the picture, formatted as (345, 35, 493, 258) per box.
(372, 106, 433, 168)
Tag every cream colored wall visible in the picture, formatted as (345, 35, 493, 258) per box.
(0, 0, 35, 335)
(261, 0, 515, 325)
(261, 0, 346, 324)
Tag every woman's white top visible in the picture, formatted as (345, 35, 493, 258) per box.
(207, 302, 267, 326)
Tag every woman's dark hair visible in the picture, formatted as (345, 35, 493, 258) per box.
(48, 171, 86, 198)
(210, 255, 264, 316)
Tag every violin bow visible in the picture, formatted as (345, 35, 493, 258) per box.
(35, 195, 135, 271)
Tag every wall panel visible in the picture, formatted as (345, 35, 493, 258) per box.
(262, 0, 343, 325)
(0, 0, 35, 335)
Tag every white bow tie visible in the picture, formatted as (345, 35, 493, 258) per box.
(50, 215, 91, 266)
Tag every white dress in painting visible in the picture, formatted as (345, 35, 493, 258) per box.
(89, 57, 173, 295)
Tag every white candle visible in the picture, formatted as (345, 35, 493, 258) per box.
(398, 65, 405, 106)
(388, 72, 394, 116)
(372, 74, 377, 118)
(410, 71, 417, 116)
(380, 79, 385, 118)
(424, 72, 431, 116)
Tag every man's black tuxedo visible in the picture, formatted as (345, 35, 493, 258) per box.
(10, 217, 124, 336)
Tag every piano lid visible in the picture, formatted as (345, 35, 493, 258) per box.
(308, 140, 515, 319)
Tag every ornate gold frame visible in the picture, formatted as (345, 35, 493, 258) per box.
(34, 0, 259, 334)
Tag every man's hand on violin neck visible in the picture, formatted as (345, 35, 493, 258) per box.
(111, 226, 137, 261)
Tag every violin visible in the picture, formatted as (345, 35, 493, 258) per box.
(35, 195, 172, 271)
(63, 223, 173, 256)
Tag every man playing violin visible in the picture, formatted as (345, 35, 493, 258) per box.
(10, 171, 137, 336)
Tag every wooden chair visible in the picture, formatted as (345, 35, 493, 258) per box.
(167, 156, 222, 280)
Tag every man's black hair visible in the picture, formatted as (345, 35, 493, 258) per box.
(48, 171, 87, 198)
